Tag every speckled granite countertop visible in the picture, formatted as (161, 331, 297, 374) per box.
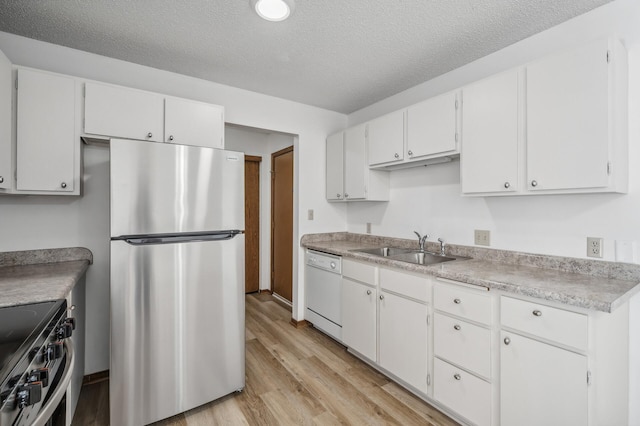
(301, 233, 640, 313)
(0, 247, 93, 308)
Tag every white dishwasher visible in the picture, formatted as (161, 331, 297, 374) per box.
(305, 249, 342, 341)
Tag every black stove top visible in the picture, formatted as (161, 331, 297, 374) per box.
(0, 301, 63, 383)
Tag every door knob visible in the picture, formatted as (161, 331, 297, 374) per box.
(147, 132, 153, 138)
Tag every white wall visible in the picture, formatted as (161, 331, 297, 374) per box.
(0, 31, 347, 374)
(347, 0, 640, 262)
(225, 125, 295, 293)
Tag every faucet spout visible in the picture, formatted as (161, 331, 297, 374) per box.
(414, 231, 429, 251)
(437, 238, 446, 256)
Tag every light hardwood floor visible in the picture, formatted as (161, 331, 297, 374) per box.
(73, 293, 458, 425)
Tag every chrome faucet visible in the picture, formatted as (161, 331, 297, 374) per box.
(414, 231, 429, 252)
(438, 238, 446, 256)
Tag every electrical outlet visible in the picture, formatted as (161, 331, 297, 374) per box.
(474, 230, 490, 246)
(366, 223, 372, 234)
(307, 209, 314, 220)
(587, 237, 603, 258)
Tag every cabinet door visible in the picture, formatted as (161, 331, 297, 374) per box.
(368, 110, 404, 166)
(500, 331, 587, 426)
(341, 278, 376, 361)
(164, 97, 224, 148)
(344, 124, 366, 200)
(406, 91, 458, 160)
(16, 69, 76, 192)
(0, 48, 11, 190)
(325, 132, 344, 201)
(84, 82, 163, 142)
(526, 39, 610, 191)
(461, 70, 519, 194)
(379, 291, 427, 393)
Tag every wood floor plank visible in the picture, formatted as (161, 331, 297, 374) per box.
(73, 293, 458, 425)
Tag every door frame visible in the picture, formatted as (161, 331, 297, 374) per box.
(244, 155, 261, 293)
(270, 145, 294, 299)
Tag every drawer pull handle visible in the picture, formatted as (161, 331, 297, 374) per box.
(532, 310, 542, 317)
(366, 290, 372, 295)
(453, 374, 461, 380)
(453, 298, 461, 304)
(504, 337, 511, 345)
(453, 324, 461, 331)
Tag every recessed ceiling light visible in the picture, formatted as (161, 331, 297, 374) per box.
(251, 0, 294, 22)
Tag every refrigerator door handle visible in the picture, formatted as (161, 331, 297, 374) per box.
(119, 230, 243, 246)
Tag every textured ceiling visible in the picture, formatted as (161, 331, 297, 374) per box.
(0, 0, 614, 113)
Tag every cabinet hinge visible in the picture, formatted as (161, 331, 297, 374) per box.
(607, 161, 612, 175)
(15, 77, 18, 90)
(427, 374, 431, 386)
(455, 133, 459, 143)
(606, 50, 611, 63)
(587, 370, 592, 385)
(365, 127, 369, 138)
(455, 99, 459, 110)
(426, 314, 430, 325)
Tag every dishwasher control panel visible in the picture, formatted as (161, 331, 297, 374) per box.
(306, 250, 342, 274)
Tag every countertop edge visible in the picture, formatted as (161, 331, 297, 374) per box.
(0, 247, 93, 267)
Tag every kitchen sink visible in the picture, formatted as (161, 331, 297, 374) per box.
(388, 251, 457, 265)
(353, 247, 415, 257)
(352, 246, 464, 266)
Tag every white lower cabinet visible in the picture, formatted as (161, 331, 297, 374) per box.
(338, 263, 633, 426)
(433, 281, 494, 425)
(379, 290, 427, 393)
(500, 331, 587, 426)
(341, 277, 377, 361)
(433, 358, 491, 426)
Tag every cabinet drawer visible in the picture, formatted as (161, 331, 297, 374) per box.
(434, 313, 491, 378)
(501, 296, 587, 350)
(434, 358, 491, 426)
(379, 267, 430, 303)
(342, 259, 376, 284)
(434, 283, 491, 324)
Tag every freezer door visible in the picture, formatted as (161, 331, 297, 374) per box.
(110, 235, 245, 425)
(110, 139, 244, 237)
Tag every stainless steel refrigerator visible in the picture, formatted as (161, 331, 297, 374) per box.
(109, 139, 245, 425)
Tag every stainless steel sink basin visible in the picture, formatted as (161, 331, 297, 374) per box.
(352, 246, 465, 266)
(388, 251, 457, 265)
(353, 247, 415, 257)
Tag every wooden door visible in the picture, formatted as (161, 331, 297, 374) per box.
(244, 155, 261, 293)
(271, 146, 294, 302)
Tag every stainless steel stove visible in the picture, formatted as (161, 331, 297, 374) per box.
(0, 300, 75, 426)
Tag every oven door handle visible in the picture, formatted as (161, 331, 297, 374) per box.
(32, 340, 75, 426)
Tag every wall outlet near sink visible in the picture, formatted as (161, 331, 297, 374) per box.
(587, 237, 603, 258)
(474, 230, 491, 246)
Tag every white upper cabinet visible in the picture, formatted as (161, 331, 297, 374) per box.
(406, 91, 459, 160)
(325, 132, 344, 201)
(461, 70, 519, 195)
(16, 69, 77, 193)
(0, 48, 11, 191)
(367, 94, 459, 171)
(344, 124, 367, 200)
(326, 124, 389, 202)
(461, 38, 627, 196)
(84, 82, 164, 142)
(84, 82, 225, 148)
(367, 110, 404, 166)
(164, 97, 224, 148)
(526, 38, 626, 193)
